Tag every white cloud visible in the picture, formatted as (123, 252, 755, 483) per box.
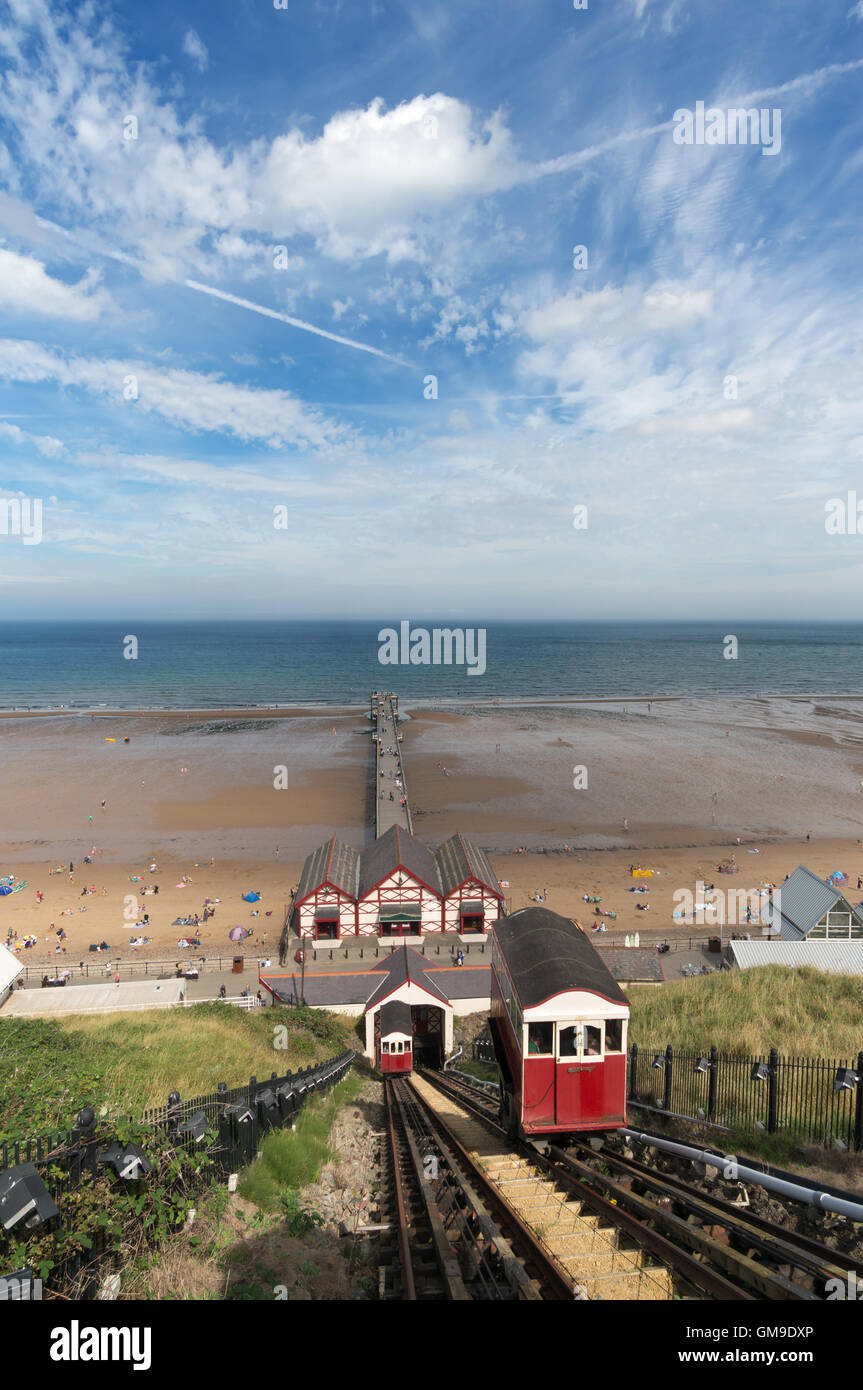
(0, 339, 349, 451)
(182, 28, 209, 71)
(0, 246, 110, 320)
(635, 408, 757, 436)
(0, 419, 65, 456)
(0, 5, 523, 276)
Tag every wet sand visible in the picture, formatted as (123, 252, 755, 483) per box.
(3, 695, 863, 969)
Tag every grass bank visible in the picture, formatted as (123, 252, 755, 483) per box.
(628, 966, 863, 1056)
(239, 1070, 365, 1211)
(0, 1003, 354, 1140)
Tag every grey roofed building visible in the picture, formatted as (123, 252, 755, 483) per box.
(439, 966, 491, 998)
(364, 945, 450, 1010)
(358, 825, 441, 897)
(764, 865, 863, 941)
(598, 948, 665, 985)
(259, 947, 487, 1008)
(293, 835, 360, 904)
(264, 972, 376, 1007)
(434, 831, 502, 899)
(729, 940, 863, 975)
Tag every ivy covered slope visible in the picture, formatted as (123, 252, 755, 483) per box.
(0, 1003, 356, 1141)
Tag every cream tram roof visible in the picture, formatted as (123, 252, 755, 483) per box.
(494, 907, 630, 1019)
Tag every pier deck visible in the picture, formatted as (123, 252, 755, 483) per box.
(371, 691, 413, 838)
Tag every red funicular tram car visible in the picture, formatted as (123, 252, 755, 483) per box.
(378, 999, 413, 1074)
(489, 907, 629, 1139)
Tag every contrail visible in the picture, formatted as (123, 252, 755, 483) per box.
(532, 57, 863, 180)
(30, 213, 415, 369)
(183, 279, 415, 370)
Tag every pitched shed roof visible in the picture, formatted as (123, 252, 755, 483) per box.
(365, 945, 450, 1010)
(434, 832, 502, 898)
(729, 940, 863, 975)
(495, 907, 629, 1008)
(431, 966, 491, 999)
(598, 948, 664, 984)
(294, 836, 360, 904)
(765, 865, 843, 941)
(358, 825, 440, 898)
(261, 973, 377, 1007)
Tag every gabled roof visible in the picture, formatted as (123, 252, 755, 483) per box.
(294, 836, 359, 904)
(765, 865, 845, 941)
(358, 826, 440, 898)
(495, 907, 628, 1008)
(434, 832, 502, 898)
(365, 945, 450, 1010)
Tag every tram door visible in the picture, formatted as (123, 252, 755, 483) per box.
(554, 1023, 607, 1127)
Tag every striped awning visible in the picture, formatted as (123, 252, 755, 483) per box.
(379, 905, 422, 923)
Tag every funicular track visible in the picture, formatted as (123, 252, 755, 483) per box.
(409, 1071, 680, 1300)
(377, 1078, 562, 1299)
(421, 1068, 863, 1302)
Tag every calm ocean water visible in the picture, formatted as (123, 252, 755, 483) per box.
(2, 621, 863, 710)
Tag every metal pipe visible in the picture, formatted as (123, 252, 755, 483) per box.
(623, 1128, 863, 1223)
(443, 1047, 462, 1071)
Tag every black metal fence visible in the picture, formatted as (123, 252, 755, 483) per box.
(0, 1049, 355, 1297)
(628, 1044, 863, 1150)
(1, 1049, 355, 1182)
(471, 1034, 863, 1150)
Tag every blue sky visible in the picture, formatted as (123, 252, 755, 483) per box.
(0, 0, 862, 619)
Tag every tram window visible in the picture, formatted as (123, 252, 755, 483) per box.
(605, 1019, 623, 1052)
(382, 1042, 389, 1053)
(527, 1022, 553, 1055)
(558, 1025, 579, 1057)
(584, 1025, 602, 1056)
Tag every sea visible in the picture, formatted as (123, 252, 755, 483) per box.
(2, 620, 863, 711)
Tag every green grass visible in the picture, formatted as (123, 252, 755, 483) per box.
(455, 1059, 498, 1083)
(629, 966, 863, 1057)
(0, 1004, 354, 1141)
(238, 1071, 364, 1210)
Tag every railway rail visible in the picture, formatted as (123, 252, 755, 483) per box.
(409, 1071, 679, 1299)
(376, 1077, 555, 1299)
(419, 1067, 862, 1301)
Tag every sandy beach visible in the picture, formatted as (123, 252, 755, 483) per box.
(3, 695, 863, 969)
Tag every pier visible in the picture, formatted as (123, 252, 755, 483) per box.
(370, 691, 413, 837)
